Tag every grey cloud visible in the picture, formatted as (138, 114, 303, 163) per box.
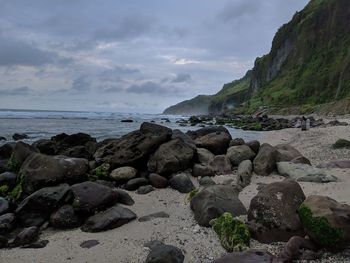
(1, 86, 30, 96)
(126, 81, 182, 96)
(71, 76, 91, 92)
(102, 85, 124, 93)
(170, 73, 192, 83)
(217, 0, 263, 22)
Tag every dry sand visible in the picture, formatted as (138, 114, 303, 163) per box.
(1, 125, 350, 263)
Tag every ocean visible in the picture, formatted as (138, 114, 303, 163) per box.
(0, 109, 261, 145)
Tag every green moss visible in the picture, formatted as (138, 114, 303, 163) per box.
(94, 163, 110, 179)
(0, 184, 9, 196)
(8, 174, 24, 200)
(6, 153, 20, 173)
(298, 204, 344, 248)
(300, 104, 315, 114)
(209, 212, 250, 252)
(333, 139, 350, 149)
(187, 189, 199, 201)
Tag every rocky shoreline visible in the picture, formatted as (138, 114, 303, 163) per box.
(0, 122, 350, 262)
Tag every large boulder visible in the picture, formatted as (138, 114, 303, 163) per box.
(196, 148, 215, 165)
(94, 122, 172, 169)
(11, 142, 39, 167)
(148, 139, 195, 176)
(253, 143, 277, 176)
(32, 139, 56, 155)
(226, 145, 256, 167)
(212, 249, 276, 263)
(236, 160, 253, 189)
(0, 143, 15, 160)
(245, 140, 260, 154)
(275, 144, 310, 164)
(194, 132, 231, 155)
(247, 180, 305, 243)
(192, 164, 215, 177)
(50, 205, 81, 229)
(277, 162, 338, 183)
(317, 160, 350, 169)
(0, 213, 16, 234)
(81, 206, 136, 232)
(145, 240, 185, 263)
(186, 126, 230, 140)
(169, 173, 194, 193)
(16, 184, 71, 227)
(0, 198, 10, 215)
(20, 154, 89, 194)
(190, 185, 246, 227)
(70, 182, 118, 215)
(13, 226, 39, 247)
(125, 178, 149, 191)
(209, 155, 232, 175)
(298, 195, 350, 248)
(149, 173, 168, 189)
(0, 172, 17, 190)
(110, 166, 138, 183)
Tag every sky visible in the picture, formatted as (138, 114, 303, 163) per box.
(0, 0, 309, 113)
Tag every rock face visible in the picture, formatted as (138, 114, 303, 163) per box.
(194, 132, 231, 155)
(148, 139, 195, 176)
(236, 160, 253, 189)
(212, 249, 276, 263)
(277, 162, 338, 183)
(94, 122, 172, 169)
(209, 155, 232, 175)
(81, 206, 136, 232)
(16, 184, 71, 227)
(247, 180, 305, 243)
(20, 154, 89, 194)
(50, 205, 81, 229)
(110, 167, 137, 182)
(226, 145, 255, 167)
(71, 182, 118, 214)
(299, 195, 350, 248)
(169, 173, 194, 193)
(145, 240, 185, 263)
(190, 185, 246, 227)
(253, 143, 277, 176)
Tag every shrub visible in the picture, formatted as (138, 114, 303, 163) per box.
(333, 139, 350, 149)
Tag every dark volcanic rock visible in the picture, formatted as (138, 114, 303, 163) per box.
(50, 205, 81, 229)
(12, 133, 29, 141)
(186, 126, 230, 140)
(198, 177, 216, 186)
(32, 139, 56, 155)
(13, 226, 39, 246)
(21, 239, 49, 249)
(114, 189, 135, 206)
(209, 155, 232, 175)
(229, 138, 245, 147)
(253, 143, 278, 176)
(275, 144, 310, 164)
(0, 172, 18, 189)
(80, 239, 100, 248)
(125, 178, 149, 191)
(81, 206, 136, 232)
(20, 154, 89, 194)
(245, 140, 260, 153)
(196, 148, 215, 165)
(237, 160, 253, 189)
(194, 132, 231, 155)
(212, 249, 276, 263)
(148, 139, 195, 176)
(145, 240, 184, 263)
(0, 137, 6, 141)
(226, 145, 256, 167)
(136, 185, 154, 194)
(190, 185, 246, 227)
(11, 142, 39, 167)
(16, 184, 71, 227)
(0, 213, 16, 234)
(247, 179, 305, 243)
(192, 164, 215, 177)
(0, 197, 10, 216)
(169, 173, 195, 193)
(149, 173, 168, 189)
(0, 143, 15, 160)
(138, 212, 170, 222)
(71, 182, 118, 215)
(94, 122, 172, 169)
(0, 235, 8, 248)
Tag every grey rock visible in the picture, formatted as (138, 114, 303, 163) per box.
(209, 155, 232, 175)
(125, 178, 149, 191)
(194, 132, 231, 155)
(136, 185, 154, 194)
(226, 145, 256, 167)
(0, 213, 16, 234)
(169, 173, 195, 193)
(229, 138, 245, 147)
(21, 239, 49, 249)
(13, 133, 29, 141)
(212, 249, 276, 263)
(50, 205, 81, 229)
(145, 241, 184, 263)
(0, 172, 17, 189)
(110, 166, 137, 182)
(13, 226, 39, 246)
(192, 164, 215, 177)
(114, 189, 135, 206)
(237, 160, 253, 188)
(199, 176, 216, 186)
(245, 140, 260, 153)
(253, 143, 277, 176)
(196, 148, 215, 165)
(80, 239, 100, 249)
(138, 212, 170, 222)
(0, 197, 10, 216)
(149, 173, 168, 189)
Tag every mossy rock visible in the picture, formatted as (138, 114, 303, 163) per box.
(0, 184, 9, 196)
(6, 153, 20, 173)
(94, 163, 110, 179)
(186, 188, 199, 201)
(8, 174, 24, 200)
(210, 212, 250, 252)
(298, 203, 344, 248)
(333, 139, 350, 149)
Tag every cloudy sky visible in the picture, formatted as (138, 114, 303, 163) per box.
(0, 0, 309, 113)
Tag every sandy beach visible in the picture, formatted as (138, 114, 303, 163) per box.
(1, 124, 350, 263)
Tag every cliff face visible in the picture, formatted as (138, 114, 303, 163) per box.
(163, 95, 212, 115)
(163, 0, 350, 115)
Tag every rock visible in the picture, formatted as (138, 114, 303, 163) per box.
(229, 138, 245, 147)
(110, 166, 138, 183)
(81, 206, 136, 232)
(194, 132, 231, 155)
(149, 173, 168, 189)
(299, 195, 350, 248)
(50, 205, 81, 229)
(190, 185, 246, 227)
(277, 162, 338, 183)
(0, 137, 6, 141)
(121, 119, 133, 123)
(0, 235, 8, 248)
(226, 145, 256, 167)
(0, 160, 7, 174)
(148, 138, 195, 176)
(209, 155, 232, 175)
(136, 185, 154, 194)
(16, 184, 71, 227)
(236, 160, 253, 188)
(169, 173, 195, 193)
(291, 156, 312, 165)
(94, 122, 172, 169)
(245, 140, 260, 153)
(80, 240, 100, 248)
(247, 179, 305, 243)
(192, 164, 215, 177)
(317, 160, 350, 169)
(13, 226, 39, 246)
(61, 145, 93, 160)
(199, 176, 216, 186)
(0, 197, 10, 215)
(114, 189, 135, 206)
(21, 239, 49, 249)
(187, 126, 230, 140)
(145, 241, 184, 263)
(196, 148, 215, 165)
(278, 236, 317, 262)
(32, 139, 56, 155)
(171, 129, 196, 149)
(20, 154, 89, 194)
(54, 133, 96, 153)
(212, 249, 276, 263)
(0, 172, 17, 189)
(0, 143, 15, 159)
(71, 182, 118, 215)
(11, 142, 38, 167)
(275, 144, 310, 164)
(138, 212, 170, 222)
(253, 143, 277, 176)
(12, 133, 29, 141)
(0, 213, 16, 234)
(125, 178, 149, 191)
